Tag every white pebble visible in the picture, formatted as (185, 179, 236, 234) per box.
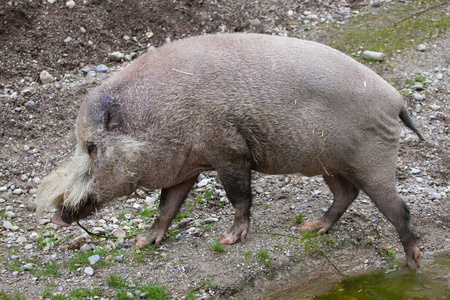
(66, 0, 75, 9)
(197, 178, 210, 187)
(3, 221, 13, 229)
(5, 211, 15, 218)
(84, 267, 94, 276)
(12, 189, 23, 195)
(16, 236, 27, 243)
(88, 254, 101, 265)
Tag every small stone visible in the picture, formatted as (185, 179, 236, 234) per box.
(411, 82, 424, 91)
(108, 51, 125, 62)
(3, 221, 13, 229)
(429, 104, 441, 110)
(413, 93, 424, 101)
(80, 244, 92, 251)
(24, 263, 36, 271)
(411, 168, 420, 174)
(362, 51, 386, 61)
(84, 267, 94, 276)
(80, 27, 86, 33)
(417, 44, 426, 51)
(17, 236, 27, 243)
(12, 188, 22, 195)
(254, 186, 264, 194)
(64, 36, 72, 43)
(125, 52, 137, 61)
(40, 70, 54, 84)
(66, 0, 75, 9)
(112, 229, 126, 238)
(126, 292, 134, 299)
(203, 217, 219, 223)
(21, 86, 34, 96)
(21, 174, 28, 181)
(47, 0, 56, 3)
(39, 219, 51, 225)
(287, 10, 294, 16)
(81, 66, 91, 74)
(436, 73, 443, 80)
(197, 178, 210, 188)
(5, 211, 15, 218)
(145, 32, 154, 39)
(249, 18, 261, 26)
(95, 64, 109, 73)
(175, 233, 181, 240)
(88, 254, 101, 265)
(25, 100, 36, 108)
(92, 227, 106, 235)
(114, 255, 124, 261)
(307, 14, 319, 20)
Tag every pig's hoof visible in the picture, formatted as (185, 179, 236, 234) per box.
(133, 235, 151, 249)
(133, 231, 164, 249)
(406, 246, 421, 269)
(218, 226, 248, 245)
(299, 219, 332, 235)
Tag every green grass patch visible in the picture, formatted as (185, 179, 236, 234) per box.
(324, 1, 450, 57)
(137, 206, 157, 219)
(256, 249, 273, 267)
(107, 274, 172, 300)
(107, 274, 129, 289)
(118, 209, 134, 221)
(202, 222, 213, 231)
(35, 262, 61, 277)
(203, 188, 214, 200)
(381, 247, 398, 262)
(185, 288, 198, 300)
(175, 203, 194, 221)
(69, 287, 104, 299)
(66, 248, 125, 271)
(132, 244, 158, 261)
(0, 290, 25, 300)
(292, 214, 305, 224)
(209, 240, 226, 253)
(242, 249, 252, 262)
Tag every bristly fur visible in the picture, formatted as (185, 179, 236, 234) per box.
(36, 135, 147, 217)
(36, 147, 94, 217)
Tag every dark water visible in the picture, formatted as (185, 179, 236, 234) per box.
(285, 254, 449, 300)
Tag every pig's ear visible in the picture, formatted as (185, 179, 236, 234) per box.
(103, 104, 122, 131)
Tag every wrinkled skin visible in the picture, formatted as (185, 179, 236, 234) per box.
(37, 34, 423, 269)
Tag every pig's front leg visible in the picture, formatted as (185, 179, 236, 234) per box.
(134, 176, 197, 248)
(216, 161, 252, 245)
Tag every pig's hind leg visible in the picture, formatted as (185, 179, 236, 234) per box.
(300, 174, 359, 234)
(217, 161, 252, 245)
(134, 176, 198, 249)
(359, 180, 420, 269)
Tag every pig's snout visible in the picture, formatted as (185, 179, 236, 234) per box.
(51, 196, 96, 227)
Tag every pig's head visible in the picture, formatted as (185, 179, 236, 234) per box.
(36, 92, 147, 226)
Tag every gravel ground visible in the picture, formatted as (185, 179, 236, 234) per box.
(0, 1, 449, 299)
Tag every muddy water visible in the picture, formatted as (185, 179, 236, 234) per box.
(283, 253, 449, 300)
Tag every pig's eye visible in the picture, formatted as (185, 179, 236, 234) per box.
(86, 142, 97, 156)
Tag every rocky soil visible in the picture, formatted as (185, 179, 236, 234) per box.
(0, 0, 449, 299)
